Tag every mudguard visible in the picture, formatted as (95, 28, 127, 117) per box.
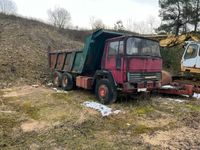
(93, 70, 117, 87)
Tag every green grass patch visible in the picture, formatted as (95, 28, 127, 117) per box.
(133, 121, 177, 135)
(0, 114, 18, 131)
(22, 102, 40, 120)
(133, 124, 153, 134)
(51, 93, 69, 100)
(2, 97, 40, 120)
(133, 106, 155, 115)
(186, 104, 200, 112)
(0, 113, 20, 148)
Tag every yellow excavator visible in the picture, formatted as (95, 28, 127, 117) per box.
(159, 33, 200, 75)
(181, 41, 200, 75)
(157, 35, 200, 96)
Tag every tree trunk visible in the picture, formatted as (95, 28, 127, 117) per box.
(194, 23, 198, 32)
(175, 1, 181, 36)
(194, 0, 200, 32)
(184, 24, 187, 33)
(175, 25, 180, 36)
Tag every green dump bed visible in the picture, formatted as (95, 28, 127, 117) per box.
(48, 29, 123, 75)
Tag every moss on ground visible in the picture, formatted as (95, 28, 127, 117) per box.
(0, 113, 21, 148)
(135, 124, 152, 134)
(133, 106, 155, 115)
(186, 104, 200, 112)
(22, 102, 40, 120)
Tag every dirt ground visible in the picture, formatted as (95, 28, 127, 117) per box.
(0, 85, 200, 150)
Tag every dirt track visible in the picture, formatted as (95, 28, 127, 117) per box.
(0, 85, 200, 149)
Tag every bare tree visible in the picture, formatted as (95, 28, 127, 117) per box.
(0, 0, 17, 14)
(125, 16, 160, 34)
(114, 20, 124, 31)
(126, 19, 146, 34)
(89, 17, 105, 30)
(126, 18, 135, 32)
(146, 15, 160, 34)
(48, 7, 71, 29)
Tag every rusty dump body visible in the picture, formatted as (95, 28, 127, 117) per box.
(48, 29, 123, 75)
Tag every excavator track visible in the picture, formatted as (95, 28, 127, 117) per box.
(159, 72, 200, 96)
(173, 79, 200, 87)
(172, 76, 200, 94)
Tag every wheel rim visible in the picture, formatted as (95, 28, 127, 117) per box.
(63, 76, 68, 86)
(98, 85, 108, 98)
(54, 75, 59, 86)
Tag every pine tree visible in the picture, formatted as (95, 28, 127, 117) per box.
(158, 0, 184, 35)
(191, 0, 200, 32)
(182, 0, 193, 33)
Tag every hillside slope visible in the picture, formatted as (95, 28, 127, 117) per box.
(0, 14, 84, 87)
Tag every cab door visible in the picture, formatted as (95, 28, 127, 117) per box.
(182, 44, 199, 68)
(103, 40, 124, 84)
(195, 44, 200, 68)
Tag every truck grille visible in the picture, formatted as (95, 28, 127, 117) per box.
(128, 72, 161, 82)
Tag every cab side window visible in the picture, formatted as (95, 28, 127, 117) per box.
(184, 44, 198, 59)
(108, 41, 119, 56)
(119, 41, 124, 54)
(108, 41, 124, 56)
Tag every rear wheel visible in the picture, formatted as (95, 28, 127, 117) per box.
(95, 79, 117, 104)
(53, 71, 62, 87)
(62, 73, 74, 91)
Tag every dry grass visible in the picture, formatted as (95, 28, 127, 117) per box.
(0, 85, 200, 149)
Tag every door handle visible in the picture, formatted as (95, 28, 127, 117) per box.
(116, 56, 121, 70)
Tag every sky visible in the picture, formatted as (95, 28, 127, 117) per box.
(14, 0, 160, 29)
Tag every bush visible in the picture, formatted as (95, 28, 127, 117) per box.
(160, 46, 184, 74)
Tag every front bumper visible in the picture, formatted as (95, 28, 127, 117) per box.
(122, 81, 161, 93)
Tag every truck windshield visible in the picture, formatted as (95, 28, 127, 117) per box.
(126, 37, 161, 57)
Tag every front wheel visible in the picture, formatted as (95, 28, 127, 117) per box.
(95, 79, 117, 104)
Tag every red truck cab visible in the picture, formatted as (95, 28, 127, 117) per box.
(95, 36, 162, 103)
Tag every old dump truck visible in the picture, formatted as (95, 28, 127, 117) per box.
(48, 29, 162, 104)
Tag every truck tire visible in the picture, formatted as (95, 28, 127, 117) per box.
(53, 71, 62, 87)
(95, 79, 117, 104)
(62, 73, 74, 91)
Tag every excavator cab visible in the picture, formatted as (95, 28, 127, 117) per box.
(181, 41, 200, 74)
